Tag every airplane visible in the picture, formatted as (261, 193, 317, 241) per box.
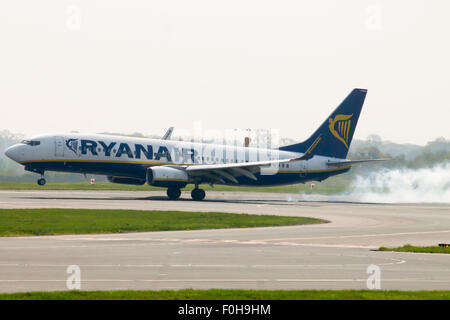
(4, 88, 387, 201)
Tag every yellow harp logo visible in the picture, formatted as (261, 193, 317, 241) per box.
(328, 114, 353, 149)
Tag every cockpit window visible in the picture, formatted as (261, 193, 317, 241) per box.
(21, 140, 40, 146)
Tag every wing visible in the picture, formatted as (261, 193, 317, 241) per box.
(179, 135, 322, 184)
(184, 156, 301, 184)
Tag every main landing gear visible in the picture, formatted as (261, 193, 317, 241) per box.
(165, 186, 206, 201)
(166, 187, 181, 200)
(191, 187, 205, 201)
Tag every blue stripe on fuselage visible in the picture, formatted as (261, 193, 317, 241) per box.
(22, 160, 350, 186)
(24, 161, 148, 179)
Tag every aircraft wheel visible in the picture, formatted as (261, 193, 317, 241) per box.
(191, 188, 205, 201)
(37, 178, 46, 186)
(166, 187, 181, 200)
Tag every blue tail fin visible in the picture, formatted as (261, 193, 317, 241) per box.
(279, 88, 367, 159)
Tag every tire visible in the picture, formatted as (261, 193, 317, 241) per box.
(191, 188, 205, 201)
(166, 187, 181, 200)
(37, 178, 46, 186)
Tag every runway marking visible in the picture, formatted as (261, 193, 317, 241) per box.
(265, 229, 450, 241)
(0, 236, 417, 250)
(0, 259, 407, 268)
(6, 232, 450, 252)
(1, 278, 450, 283)
(0, 241, 378, 250)
(39, 236, 380, 248)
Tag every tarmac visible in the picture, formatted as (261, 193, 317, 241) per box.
(0, 190, 449, 292)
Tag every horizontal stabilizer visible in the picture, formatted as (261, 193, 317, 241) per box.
(327, 158, 390, 167)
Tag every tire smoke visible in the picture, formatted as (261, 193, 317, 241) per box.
(347, 162, 450, 203)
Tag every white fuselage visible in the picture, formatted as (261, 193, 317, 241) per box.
(5, 133, 347, 186)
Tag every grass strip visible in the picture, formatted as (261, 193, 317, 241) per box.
(1, 289, 450, 300)
(0, 181, 346, 194)
(0, 208, 325, 236)
(379, 244, 450, 254)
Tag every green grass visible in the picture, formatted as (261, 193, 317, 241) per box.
(1, 289, 450, 300)
(0, 208, 325, 237)
(0, 181, 346, 194)
(379, 245, 450, 254)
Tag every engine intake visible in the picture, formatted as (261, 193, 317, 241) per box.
(146, 166, 188, 188)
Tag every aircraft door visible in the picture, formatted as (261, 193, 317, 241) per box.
(55, 136, 64, 157)
(299, 160, 307, 178)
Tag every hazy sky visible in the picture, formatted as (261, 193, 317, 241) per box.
(1, 0, 449, 145)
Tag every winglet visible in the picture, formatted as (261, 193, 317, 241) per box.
(162, 127, 174, 140)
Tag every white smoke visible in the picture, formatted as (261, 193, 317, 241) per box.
(345, 162, 450, 203)
(293, 162, 450, 204)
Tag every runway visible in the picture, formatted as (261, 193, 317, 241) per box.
(0, 190, 449, 292)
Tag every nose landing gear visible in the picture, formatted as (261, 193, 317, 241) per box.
(37, 177, 46, 186)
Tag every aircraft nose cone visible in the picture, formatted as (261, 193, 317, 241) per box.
(4, 144, 22, 162)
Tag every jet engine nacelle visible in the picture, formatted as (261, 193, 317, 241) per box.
(146, 166, 188, 188)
